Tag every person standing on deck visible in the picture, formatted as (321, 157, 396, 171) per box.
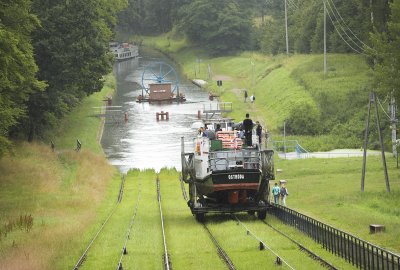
(242, 113, 254, 146)
(256, 121, 262, 145)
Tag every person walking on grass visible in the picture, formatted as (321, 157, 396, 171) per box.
(272, 183, 280, 205)
(280, 185, 289, 206)
(244, 89, 248, 103)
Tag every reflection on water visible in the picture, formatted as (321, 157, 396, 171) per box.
(101, 55, 216, 173)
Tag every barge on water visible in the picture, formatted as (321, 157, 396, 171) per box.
(137, 61, 186, 103)
(181, 125, 274, 222)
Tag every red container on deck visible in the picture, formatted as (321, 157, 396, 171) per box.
(229, 191, 239, 204)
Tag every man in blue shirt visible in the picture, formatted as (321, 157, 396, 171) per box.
(272, 183, 280, 205)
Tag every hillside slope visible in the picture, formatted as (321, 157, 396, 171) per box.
(142, 34, 375, 151)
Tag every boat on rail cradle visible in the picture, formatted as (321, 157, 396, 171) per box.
(181, 120, 275, 222)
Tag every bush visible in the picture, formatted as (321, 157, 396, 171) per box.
(285, 102, 321, 135)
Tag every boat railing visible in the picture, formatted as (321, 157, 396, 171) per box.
(209, 150, 260, 171)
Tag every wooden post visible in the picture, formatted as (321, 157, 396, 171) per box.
(373, 93, 390, 192)
(361, 92, 390, 192)
(76, 139, 82, 152)
(361, 93, 372, 192)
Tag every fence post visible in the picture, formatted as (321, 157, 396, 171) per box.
(76, 140, 82, 152)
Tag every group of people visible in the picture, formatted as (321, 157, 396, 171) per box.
(197, 113, 263, 148)
(272, 182, 289, 206)
(198, 125, 216, 139)
(244, 90, 255, 103)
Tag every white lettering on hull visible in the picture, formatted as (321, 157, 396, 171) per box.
(228, 174, 245, 180)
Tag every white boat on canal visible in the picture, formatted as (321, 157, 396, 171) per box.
(109, 42, 139, 61)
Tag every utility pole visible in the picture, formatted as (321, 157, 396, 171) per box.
(251, 60, 255, 88)
(370, 0, 374, 26)
(361, 92, 391, 192)
(324, 0, 327, 74)
(390, 93, 397, 157)
(283, 120, 287, 159)
(284, 0, 289, 55)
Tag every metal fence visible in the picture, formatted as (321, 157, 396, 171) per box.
(270, 205, 400, 270)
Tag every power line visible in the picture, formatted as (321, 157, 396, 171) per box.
(326, 0, 375, 51)
(324, 0, 366, 55)
(287, 0, 299, 10)
(325, 0, 367, 54)
(377, 96, 391, 120)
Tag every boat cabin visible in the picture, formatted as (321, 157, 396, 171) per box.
(149, 83, 173, 101)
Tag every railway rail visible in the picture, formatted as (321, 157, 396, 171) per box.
(179, 174, 237, 269)
(262, 219, 338, 270)
(157, 176, 172, 270)
(232, 214, 295, 269)
(73, 174, 127, 270)
(202, 224, 236, 270)
(116, 182, 142, 270)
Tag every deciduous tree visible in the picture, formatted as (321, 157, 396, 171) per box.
(0, 0, 45, 155)
(24, 0, 125, 140)
(369, 0, 400, 102)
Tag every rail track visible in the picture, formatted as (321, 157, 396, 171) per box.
(73, 174, 127, 270)
(232, 213, 339, 270)
(116, 182, 142, 270)
(157, 176, 172, 270)
(202, 224, 236, 270)
(232, 214, 295, 269)
(179, 175, 236, 269)
(262, 219, 338, 270)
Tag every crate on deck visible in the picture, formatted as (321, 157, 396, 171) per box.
(216, 131, 243, 149)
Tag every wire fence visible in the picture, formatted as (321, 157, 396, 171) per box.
(270, 205, 400, 270)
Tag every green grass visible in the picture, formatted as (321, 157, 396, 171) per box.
(273, 154, 400, 253)
(0, 73, 120, 269)
(119, 170, 163, 269)
(78, 169, 152, 269)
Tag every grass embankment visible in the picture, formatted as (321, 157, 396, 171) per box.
(0, 73, 120, 269)
(142, 34, 373, 151)
(274, 155, 400, 253)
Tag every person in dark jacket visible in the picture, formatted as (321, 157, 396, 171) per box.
(256, 121, 262, 144)
(242, 113, 254, 146)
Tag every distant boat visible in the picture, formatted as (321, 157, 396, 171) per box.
(109, 42, 139, 61)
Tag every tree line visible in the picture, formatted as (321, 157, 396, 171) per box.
(0, 0, 126, 155)
(118, 0, 398, 99)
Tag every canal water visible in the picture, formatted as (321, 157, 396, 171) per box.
(101, 51, 215, 173)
